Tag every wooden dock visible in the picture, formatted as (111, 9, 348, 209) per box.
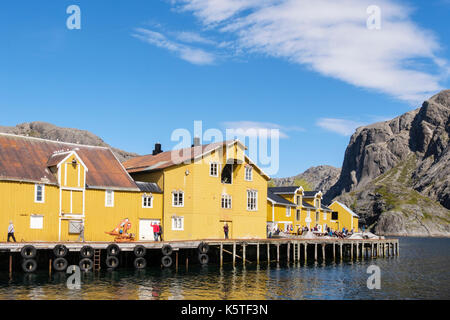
(0, 237, 399, 274)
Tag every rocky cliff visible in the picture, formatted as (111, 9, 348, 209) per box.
(0, 122, 139, 162)
(325, 90, 450, 236)
(271, 165, 341, 193)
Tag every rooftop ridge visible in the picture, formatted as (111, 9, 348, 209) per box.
(0, 132, 110, 150)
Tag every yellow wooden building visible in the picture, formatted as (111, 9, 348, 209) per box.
(123, 140, 270, 241)
(267, 186, 334, 233)
(0, 133, 162, 242)
(328, 201, 359, 232)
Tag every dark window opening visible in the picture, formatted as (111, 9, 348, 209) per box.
(332, 211, 339, 220)
(221, 164, 233, 184)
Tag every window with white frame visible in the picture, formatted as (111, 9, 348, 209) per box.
(296, 209, 301, 221)
(30, 215, 43, 229)
(307, 210, 311, 218)
(315, 211, 320, 222)
(142, 194, 153, 208)
(323, 212, 327, 220)
(286, 206, 291, 217)
(105, 190, 114, 207)
(35, 184, 45, 203)
(245, 166, 253, 181)
(296, 195, 301, 205)
(221, 194, 232, 209)
(172, 216, 184, 230)
(172, 191, 184, 207)
(210, 162, 219, 177)
(247, 190, 258, 211)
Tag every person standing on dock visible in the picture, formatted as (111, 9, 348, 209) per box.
(158, 224, 163, 241)
(7, 221, 16, 242)
(152, 222, 160, 241)
(224, 223, 229, 239)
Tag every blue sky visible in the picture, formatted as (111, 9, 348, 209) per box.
(1, 0, 449, 178)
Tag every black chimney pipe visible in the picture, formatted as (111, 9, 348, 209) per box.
(152, 143, 163, 155)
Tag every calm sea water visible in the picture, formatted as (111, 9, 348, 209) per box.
(0, 237, 449, 300)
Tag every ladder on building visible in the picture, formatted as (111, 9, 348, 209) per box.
(94, 249, 101, 271)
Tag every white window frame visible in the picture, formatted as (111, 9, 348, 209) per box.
(247, 190, 258, 211)
(323, 212, 327, 220)
(315, 211, 320, 222)
(296, 209, 301, 221)
(221, 194, 232, 209)
(286, 206, 291, 217)
(296, 195, 301, 205)
(172, 216, 184, 231)
(30, 215, 44, 229)
(105, 190, 114, 207)
(142, 194, 153, 208)
(245, 166, 253, 181)
(172, 191, 184, 207)
(35, 184, 45, 203)
(209, 162, 219, 177)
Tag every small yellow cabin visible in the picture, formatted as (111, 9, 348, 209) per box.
(328, 201, 359, 232)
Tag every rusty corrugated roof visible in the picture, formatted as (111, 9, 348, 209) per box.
(0, 133, 139, 190)
(123, 140, 235, 173)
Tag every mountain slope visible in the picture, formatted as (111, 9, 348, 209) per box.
(0, 122, 139, 162)
(325, 90, 450, 236)
(271, 165, 341, 193)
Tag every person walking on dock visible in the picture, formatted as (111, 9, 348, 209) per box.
(224, 223, 229, 239)
(7, 221, 16, 242)
(158, 224, 163, 241)
(152, 222, 160, 241)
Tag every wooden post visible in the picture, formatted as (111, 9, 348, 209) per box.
(340, 243, 343, 261)
(297, 241, 301, 262)
(186, 257, 189, 271)
(256, 243, 260, 265)
(276, 244, 280, 263)
(49, 258, 52, 277)
(220, 243, 223, 267)
(371, 243, 374, 258)
(287, 242, 290, 263)
(350, 243, 353, 260)
(304, 243, 307, 262)
(333, 243, 336, 261)
(322, 244, 325, 262)
(175, 252, 179, 271)
(397, 241, 400, 256)
(314, 243, 318, 261)
(9, 254, 12, 278)
(267, 243, 270, 263)
(243, 243, 246, 266)
(233, 242, 236, 267)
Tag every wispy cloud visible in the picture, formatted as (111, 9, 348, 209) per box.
(169, 0, 447, 103)
(132, 28, 216, 65)
(316, 118, 365, 136)
(222, 121, 304, 138)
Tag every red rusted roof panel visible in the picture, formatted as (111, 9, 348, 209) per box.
(0, 134, 138, 190)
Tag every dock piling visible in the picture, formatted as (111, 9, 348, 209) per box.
(256, 243, 260, 265)
(233, 242, 236, 268)
(220, 243, 223, 267)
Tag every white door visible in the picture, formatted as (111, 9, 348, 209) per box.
(139, 219, 160, 241)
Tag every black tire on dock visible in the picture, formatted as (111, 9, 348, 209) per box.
(105, 256, 119, 269)
(53, 257, 68, 272)
(21, 245, 37, 259)
(134, 257, 147, 269)
(161, 255, 173, 268)
(22, 259, 37, 273)
(198, 242, 209, 254)
(53, 244, 68, 258)
(106, 244, 120, 256)
(198, 253, 209, 265)
(134, 245, 146, 257)
(161, 244, 173, 256)
(80, 245, 94, 259)
(79, 258, 93, 272)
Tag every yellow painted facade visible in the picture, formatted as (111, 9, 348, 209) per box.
(328, 201, 359, 232)
(128, 142, 269, 241)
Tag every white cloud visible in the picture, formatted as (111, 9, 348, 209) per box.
(171, 0, 447, 103)
(316, 118, 365, 136)
(222, 121, 304, 138)
(132, 28, 216, 65)
(175, 31, 216, 45)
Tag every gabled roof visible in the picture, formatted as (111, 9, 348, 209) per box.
(331, 201, 359, 218)
(268, 186, 301, 194)
(303, 190, 322, 198)
(135, 181, 163, 193)
(123, 140, 270, 179)
(267, 190, 296, 206)
(0, 133, 139, 190)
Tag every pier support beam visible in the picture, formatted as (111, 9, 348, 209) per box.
(276, 244, 280, 263)
(340, 243, 343, 262)
(243, 243, 246, 266)
(333, 243, 336, 261)
(233, 242, 236, 268)
(304, 243, 307, 262)
(220, 243, 223, 267)
(287, 242, 290, 263)
(322, 244, 325, 262)
(297, 242, 301, 262)
(314, 243, 318, 261)
(9, 254, 12, 278)
(350, 243, 353, 260)
(267, 243, 270, 263)
(256, 243, 260, 265)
